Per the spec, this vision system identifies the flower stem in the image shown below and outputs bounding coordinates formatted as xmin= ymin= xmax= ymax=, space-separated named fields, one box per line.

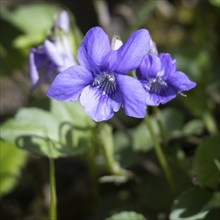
xmin=97 ymin=123 xmax=133 ymax=178
xmin=49 ymin=158 xmax=57 ymax=220
xmin=153 ymin=106 xmax=167 ymax=146
xmin=144 ymin=113 xmax=175 ymax=192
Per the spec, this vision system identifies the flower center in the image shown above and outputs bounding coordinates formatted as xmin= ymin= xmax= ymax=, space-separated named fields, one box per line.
xmin=92 ymin=73 xmax=117 ymax=95
xmin=146 ymin=77 xmax=167 ymax=95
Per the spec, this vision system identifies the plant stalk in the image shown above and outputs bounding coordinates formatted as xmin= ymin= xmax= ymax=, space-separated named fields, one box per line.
xmin=144 ymin=113 xmax=175 ymax=192
xmin=49 ymin=158 xmax=57 ymax=220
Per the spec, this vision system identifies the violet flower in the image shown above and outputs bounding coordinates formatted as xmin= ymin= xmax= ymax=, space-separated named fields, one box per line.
xmin=47 ymin=26 xmax=150 ymax=122
xmin=29 ymin=10 xmax=75 ymax=87
xmin=136 ymin=53 xmax=196 ymax=106
xmin=149 ymin=37 xmax=158 ymax=55
xmin=54 ymin=10 xmax=69 ymax=34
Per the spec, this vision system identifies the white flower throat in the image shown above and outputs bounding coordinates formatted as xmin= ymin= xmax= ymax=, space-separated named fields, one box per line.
xmin=92 ymin=73 xmax=117 ymax=95
xmin=146 ymin=76 xmax=167 ymax=95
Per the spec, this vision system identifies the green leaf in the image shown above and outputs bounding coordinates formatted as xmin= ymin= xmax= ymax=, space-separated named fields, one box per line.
xmin=113 ymin=117 xmax=156 ymax=154
xmin=0 ymin=4 xmax=82 ymax=50
xmin=131 ymin=114 xmax=164 ymax=152
xmin=205 ymin=192 xmax=220 ymax=210
xmin=114 ymin=131 xmax=139 ymax=168
xmin=0 ymin=4 xmax=82 ymax=75
xmin=209 ymin=0 xmax=220 ymax=7
xmin=160 ymin=107 xmax=184 ymax=137
xmin=105 ymin=211 xmax=147 ymax=220
xmin=193 ymin=134 xmax=220 ymax=189
xmin=0 ymin=141 xmax=27 ymax=196
xmin=1 ymin=107 xmax=61 ymax=157
xmin=172 ymin=47 xmax=211 ymax=86
xmin=0 ymin=101 xmax=95 ymax=158
xmin=205 ymin=192 xmax=220 ymax=219
xmin=202 ymin=111 xmax=218 ymax=135
xmin=131 ymin=121 xmax=155 ymax=152
xmin=1 ymin=4 xmax=55 ymax=41
xmin=51 ymin=100 xmax=94 ymax=128
xmin=169 ymin=187 xmax=212 ymax=220
xmin=214 ymin=159 xmax=220 ymax=172
xmin=182 ymin=119 xmax=205 ymax=136
xmin=117 ymin=108 xmax=184 ymax=153
xmin=0 ymin=3 xmax=55 ymax=75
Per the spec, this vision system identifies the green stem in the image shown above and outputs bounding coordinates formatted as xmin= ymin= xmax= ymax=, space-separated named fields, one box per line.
xmin=96 ymin=123 xmax=133 ymax=178
xmin=144 ymin=114 xmax=175 ymax=192
xmin=85 ymin=138 xmax=99 ymax=198
xmin=100 ymin=141 xmax=133 ymax=178
xmin=49 ymin=158 xmax=57 ymax=220
xmin=153 ymin=106 xmax=167 ymax=146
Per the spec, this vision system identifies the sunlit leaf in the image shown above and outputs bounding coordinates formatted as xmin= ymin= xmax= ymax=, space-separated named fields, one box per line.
xmin=105 ymin=211 xmax=147 ymax=220
xmin=51 ymin=100 xmax=94 ymax=128
xmin=0 ymin=4 xmax=82 ymax=75
xmin=0 ymin=4 xmax=55 ymax=38
xmin=209 ymin=0 xmax=220 ymax=7
xmin=99 ymin=175 xmax=128 ymax=184
xmin=0 ymin=4 xmax=55 ymax=75
xmin=0 ymin=141 xmax=27 ymax=196
xmin=0 ymin=101 xmax=95 ymax=158
xmin=170 ymin=187 xmax=212 ymax=220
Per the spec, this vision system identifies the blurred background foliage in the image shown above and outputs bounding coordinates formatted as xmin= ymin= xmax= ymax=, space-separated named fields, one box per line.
xmin=0 ymin=0 xmax=220 ymax=220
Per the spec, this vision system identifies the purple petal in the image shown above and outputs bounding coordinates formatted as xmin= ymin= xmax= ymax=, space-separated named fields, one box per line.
xmin=54 ymin=10 xmax=69 ymax=33
xmin=159 ymin=53 xmax=176 ymax=78
xmin=29 ymin=48 xmax=39 ymax=86
xmin=60 ymin=35 xmax=76 ymax=67
xmin=77 ymin=26 xmax=111 ymax=72
xmin=145 ymin=87 xmax=177 ymax=106
xmin=47 ymin=65 xmax=93 ymax=101
xmin=80 ymin=85 xmax=120 ymax=122
xmin=116 ymin=74 xmax=146 ymax=118
xmin=110 ymin=91 xmax=122 ymax=112
xmin=44 ymin=40 xmax=63 ymax=67
xmin=54 ymin=36 xmax=76 ymax=72
xmin=103 ymin=29 xmax=150 ymax=74
xmin=149 ymin=37 xmax=158 ymax=55
xmin=168 ymin=71 xmax=196 ymax=92
xmin=29 ymin=47 xmax=58 ymax=86
xmin=32 ymin=45 xmax=49 ymax=71
xmin=136 ymin=54 xmax=161 ymax=80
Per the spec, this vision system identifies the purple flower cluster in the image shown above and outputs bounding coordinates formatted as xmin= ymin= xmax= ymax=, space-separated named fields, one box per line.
xmin=136 ymin=53 xmax=196 ymax=106
xmin=29 ymin=11 xmax=76 ymax=87
xmin=47 ymin=27 xmax=150 ymax=121
xmin=29 ymin=11 xmax=196 ymax=122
